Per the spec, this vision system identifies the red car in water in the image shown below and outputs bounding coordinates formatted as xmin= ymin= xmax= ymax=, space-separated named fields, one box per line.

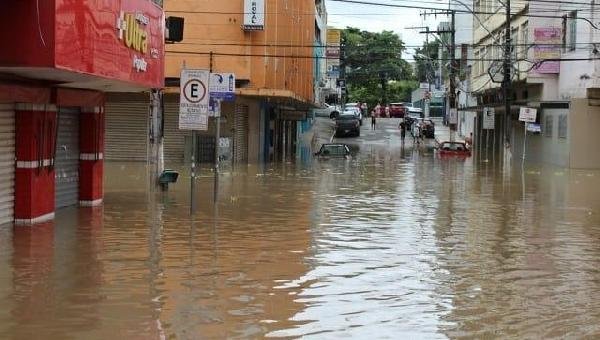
xmin=389 ymin=103 xmax=407 ymax=118
xmin=437 ymin=141 xmax=471 ymax=157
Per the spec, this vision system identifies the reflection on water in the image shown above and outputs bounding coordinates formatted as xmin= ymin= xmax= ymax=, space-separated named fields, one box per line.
xmin=1 ymin=145 xmax=600 ymax=339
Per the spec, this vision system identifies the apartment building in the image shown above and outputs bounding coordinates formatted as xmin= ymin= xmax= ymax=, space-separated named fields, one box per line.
xmin=469 ymin=0 xmax=600 ymax=168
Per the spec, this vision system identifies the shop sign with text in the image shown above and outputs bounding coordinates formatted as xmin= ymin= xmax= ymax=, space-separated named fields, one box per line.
xmin=243 ymin=0 xmax=265 ymax=30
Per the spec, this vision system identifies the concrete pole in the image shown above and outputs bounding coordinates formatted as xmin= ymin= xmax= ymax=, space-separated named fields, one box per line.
xmin=149 ymin=89 xmax=164 ymax=191
xmin=503 ymin=0 xmax=513 ymax=165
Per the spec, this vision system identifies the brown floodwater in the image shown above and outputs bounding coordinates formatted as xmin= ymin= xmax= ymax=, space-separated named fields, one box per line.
xmin=2 ymin=139 xmax=600 ymax=339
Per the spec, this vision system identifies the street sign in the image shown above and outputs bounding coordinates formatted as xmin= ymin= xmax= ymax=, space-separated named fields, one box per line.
xmin=419 ymin=82 xmax=430 ymax=90
xmin=179 ymin=69 xmax=209 ymax=130
xmin=449 ymin=108 xmax=458 ymax=125
xmin=519 ymin=107 xmax=537 ymax=122
xmin=209 ymin=97 xmax=221 ymax=117
xmin=527 ymin=123 xmax=541 ymax=133
xmin=483 ymin=107 xmax=495 ymax=130
xmin=209 ymin=72 xmax=235 ymax=101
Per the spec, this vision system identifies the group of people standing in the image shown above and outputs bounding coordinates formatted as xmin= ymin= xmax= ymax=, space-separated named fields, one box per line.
xmin=371 ymin=103 xmax=390 ymax=118
xmin=399 ymin=117 xmax=424 ymax=145
xmin=367 ymin=103 xmax=391 ymax=130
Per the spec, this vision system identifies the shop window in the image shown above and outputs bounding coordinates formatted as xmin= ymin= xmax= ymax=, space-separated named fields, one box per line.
xmin=544 ymin=115 xmax=554 ymax=138
xmin=558 ymin=114 xmax=568 ymax=139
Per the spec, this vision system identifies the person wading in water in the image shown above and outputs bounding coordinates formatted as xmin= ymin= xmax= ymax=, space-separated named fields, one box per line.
xmin=371 ymin=111 xmax=377 ymax=130
xmin=399 ymin=120 xmax=406 ymax=145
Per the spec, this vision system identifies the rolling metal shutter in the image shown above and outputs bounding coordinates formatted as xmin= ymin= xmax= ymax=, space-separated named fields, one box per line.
xmin=233 ymin=104 xmax=248 ymax=163
xmin=55 ymin=109 xmax=79 ymax=209
xmin=163 ymin=102 xmax=190 ymax=163
xmin=0 ymin=104 xmax=15 ymax=225
xmin=105 ymin=100 xmax=148 ymax=161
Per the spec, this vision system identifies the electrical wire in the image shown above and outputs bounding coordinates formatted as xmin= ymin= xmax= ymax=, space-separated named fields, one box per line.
xmin=165 ymin=49 xmax=600 ymax=63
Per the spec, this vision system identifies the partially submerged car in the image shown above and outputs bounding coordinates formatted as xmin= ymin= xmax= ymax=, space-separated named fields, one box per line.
xmin=437 ymin=141 xmax=471 ymax=157
xmin=315 ymin=143 xmax=351 ymax=158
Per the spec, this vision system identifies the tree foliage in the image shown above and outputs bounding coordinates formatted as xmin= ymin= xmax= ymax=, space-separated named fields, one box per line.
xmin=414 ymin=39 xmax=440 ymax=83
xmin=341 ymin=28 xmax=415 ymax=108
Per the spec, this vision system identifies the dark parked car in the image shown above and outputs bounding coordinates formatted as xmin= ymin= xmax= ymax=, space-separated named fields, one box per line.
xmin=315 ymin=143 xmax=351 ymax=158
xmin=335 ymin=113 xmax=361 ymax=137
xmin=416 ymin=118 xmax=435 ymax=138
xmin=389 ymin=103 xmax=407 ymax=118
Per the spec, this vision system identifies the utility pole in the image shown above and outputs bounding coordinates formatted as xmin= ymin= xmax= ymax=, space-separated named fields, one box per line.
xmin=502 ymin=0 xmax=512 ymax=155
xmin=449 ymin=10 xmax=457 ymax=142
xmin=406 ymin=25 xmax=433 ymax=117
xmin=149 ymin=89 xmax=164 ymax=190
xmin=425 ymin=27 xmax=431 ymax=119
xmin=418 ymin=10 xmax=456 ymax=136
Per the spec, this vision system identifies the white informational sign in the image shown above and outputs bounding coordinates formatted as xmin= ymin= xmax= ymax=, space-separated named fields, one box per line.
xmin=179 ymin=69 xmax=210 ymax=130
xmin=483 ymin=107 xmax=495 ymax=130
xmin=519 ymin=107 xmax=538 ymax=122
xmin=449 ymin=108 xmax=458 ymax=125
xmin=209 ymin=73 xmax=236 ymax=101
xmin=243 ymin=0 xmax=265 ymax=30
xmin=419 ymin=82 xmax=430 ymax=90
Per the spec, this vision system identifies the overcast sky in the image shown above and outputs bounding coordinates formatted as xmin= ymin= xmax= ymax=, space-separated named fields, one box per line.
xmin=325 ymin=0 xmax=448 ymax=61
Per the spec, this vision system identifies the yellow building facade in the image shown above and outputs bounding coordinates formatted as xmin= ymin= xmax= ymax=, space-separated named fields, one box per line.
xmin=164 ymin=0 xmax=317 ymax=163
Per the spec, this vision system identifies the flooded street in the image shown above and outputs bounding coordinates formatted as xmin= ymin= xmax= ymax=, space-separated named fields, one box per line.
xmin=2 ymin=119 xmax=600 ymax=339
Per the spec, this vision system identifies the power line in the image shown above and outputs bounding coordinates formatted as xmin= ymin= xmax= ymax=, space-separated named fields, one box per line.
xmin=329 ymin=0 xmax=600 ymax=29
xmin=166 ymin=50 xmax=600 ymax=63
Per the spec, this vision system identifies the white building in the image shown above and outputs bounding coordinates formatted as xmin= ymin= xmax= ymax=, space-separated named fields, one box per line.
xmin=469 ymin=0 xmax=600 ymax=168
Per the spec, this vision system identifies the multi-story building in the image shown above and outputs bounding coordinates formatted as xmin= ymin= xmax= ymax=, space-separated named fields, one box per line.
xmin=469 ymin=0 xmax=600 ymax=168
xmin=0 ymin=0 xmax=165 ymax=225
xmin=451 ymin=0 xmax=478 ymax=138
xmin=105 ymin=0 xmax=318 ymax=165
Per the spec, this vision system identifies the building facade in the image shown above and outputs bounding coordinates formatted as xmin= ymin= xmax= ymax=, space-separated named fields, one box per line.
xmin=106 ymin=0 xmax=318 ymax=166
xmin=469 ymin=0 xmax=600 ymax=168
xmin=0 ymin=0 xmax=165 ymax=225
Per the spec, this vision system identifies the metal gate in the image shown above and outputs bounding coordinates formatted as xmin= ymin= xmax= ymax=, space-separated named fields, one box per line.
xmin=55 ymin=109 xmax=79 ymax=209
xmin=105 ymin=100 xmax=147 ymax=161
xmin=0 ymin=104 xmax=15 ymax=224
xmin=233 ymin=104 xmax=248 ymax=163
xmin=164 ymin=101 xmax=191 ymax=163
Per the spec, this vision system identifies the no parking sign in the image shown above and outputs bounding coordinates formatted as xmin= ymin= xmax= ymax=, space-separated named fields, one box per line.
xmin=179 ymin=69 xmax=210 ymax=130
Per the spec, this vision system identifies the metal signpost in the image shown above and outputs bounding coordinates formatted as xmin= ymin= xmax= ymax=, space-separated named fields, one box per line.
xmin=519 ymin=107 xmax=538 ymax=162
xmin=209 ymin=72 xmax=236 ymax=202
xmin=179 ymin=68 xmax=210 ymax=214
xmin=483 ymin=107 xmax=495 ymax=162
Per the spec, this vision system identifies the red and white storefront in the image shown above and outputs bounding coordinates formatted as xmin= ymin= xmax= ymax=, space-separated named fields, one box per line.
xmin=0 ymin=0 xmax=164 ymax=225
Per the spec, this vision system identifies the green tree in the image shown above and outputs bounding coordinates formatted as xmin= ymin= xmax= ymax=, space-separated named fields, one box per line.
xmin=414 ymin=39 xmax=440 ymax=83
xmin=341 ymin=28 xmax=415 ymax=109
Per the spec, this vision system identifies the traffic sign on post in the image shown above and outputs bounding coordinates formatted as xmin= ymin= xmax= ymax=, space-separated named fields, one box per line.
xmin=179 ymin=69 xmax=210 ymax=130
xmin=519 ymin=107 xmax=537 ymax=122
xmin=209 ymin=73 xmax=236 ymax=101
xmin=483 ymin=107 xmax=495 ymax=130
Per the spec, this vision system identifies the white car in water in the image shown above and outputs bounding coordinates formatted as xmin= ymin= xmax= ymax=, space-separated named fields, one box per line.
xmin=314 ymin=103 xmax=341 ymax=119
xmin=344 ymin=103 xmax=363 ymax=125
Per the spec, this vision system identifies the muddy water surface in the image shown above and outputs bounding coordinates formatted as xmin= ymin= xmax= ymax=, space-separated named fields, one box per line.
xmin=1 ymin=142 xmax=600 ymax=339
